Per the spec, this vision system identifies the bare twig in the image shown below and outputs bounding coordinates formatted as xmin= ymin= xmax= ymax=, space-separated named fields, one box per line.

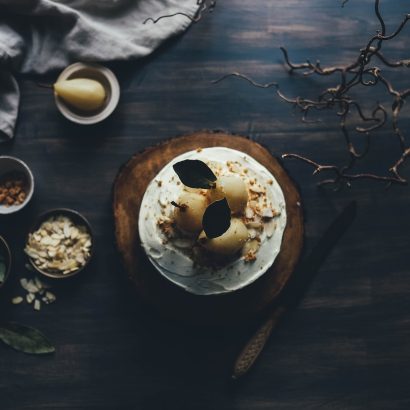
xmin=143 ymin=0 xmax=216 ymax=24
xmin=282 ymin=153 xmax=406 ymax=187
xmin=212 ymin=72 xmax=278 ymax=89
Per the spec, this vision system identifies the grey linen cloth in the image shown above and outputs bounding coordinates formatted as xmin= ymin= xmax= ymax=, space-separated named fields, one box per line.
xmin=0 ymin=0 xmax=200 ymax=140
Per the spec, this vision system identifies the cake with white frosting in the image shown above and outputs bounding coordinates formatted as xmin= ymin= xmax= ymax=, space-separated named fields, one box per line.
xmin=138 ymin=147 xmax=287 ymax=295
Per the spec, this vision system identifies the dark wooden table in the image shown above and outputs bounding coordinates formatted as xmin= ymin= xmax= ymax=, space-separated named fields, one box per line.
xmin=1 ymin=1 xmax=410 ymax=409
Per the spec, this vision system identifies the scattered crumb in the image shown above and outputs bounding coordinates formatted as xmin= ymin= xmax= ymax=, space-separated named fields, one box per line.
xmin=244 ymin=250 xmax=257 ymax=262
xmin=157 ymin=218 xmax=175 ymax=238
xmin=34 ymin=299 xmax=41 ymax=311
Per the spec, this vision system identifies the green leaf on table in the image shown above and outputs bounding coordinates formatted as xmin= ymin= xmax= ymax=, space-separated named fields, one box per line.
xmin=0 ymin=322 xmax=55 ymax=354
xmin=202 ymin=198 xmax=231 ymax=239
xmin=173 ymin=160 xmax=217 ymax=189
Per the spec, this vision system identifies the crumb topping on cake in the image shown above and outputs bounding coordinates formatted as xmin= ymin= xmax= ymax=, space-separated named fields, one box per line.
xmin=138 ymin=147 xmax=287 ymax=295
xmin=156 ymin=157 xmax=280 ymax=265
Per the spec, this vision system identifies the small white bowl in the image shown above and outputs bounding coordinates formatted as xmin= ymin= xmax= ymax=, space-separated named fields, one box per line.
xmin=0 ymin=156 xmax=34 ymax=214
xmin=54 ymin=62 xmax=120 ymax=125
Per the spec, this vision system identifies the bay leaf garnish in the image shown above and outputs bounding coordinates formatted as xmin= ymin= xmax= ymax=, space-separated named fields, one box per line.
xmin=0 ymin=322 xmax=55 ymax=354
xmin=173 ymin=160 xmax=217 ymax=189
xmin=202 ymin=198 xmax=231 ymax=239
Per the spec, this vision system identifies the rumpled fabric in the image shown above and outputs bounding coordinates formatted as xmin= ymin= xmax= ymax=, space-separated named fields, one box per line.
xmin=0 ymin=0 xmax=200 ymax=139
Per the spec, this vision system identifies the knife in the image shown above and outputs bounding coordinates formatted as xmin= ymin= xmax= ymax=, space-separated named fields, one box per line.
xmin=232 ymin=201 xmax=357 ymax=379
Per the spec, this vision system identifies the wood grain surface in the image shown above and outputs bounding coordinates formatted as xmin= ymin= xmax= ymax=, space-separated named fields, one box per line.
xmin=0 ymin=1 xmax=410 ymax=409
xmin=113 ymin=131 xmax=303 ymax=324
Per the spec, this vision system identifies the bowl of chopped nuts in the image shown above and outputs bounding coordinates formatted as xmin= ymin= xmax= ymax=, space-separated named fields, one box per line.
xmin=0 ymin=156 xmax=34 ymax=214
xmin=0 ymin=235 xmax=11 ymax=289
xmin=25 ymin=209 xmax=94 ymax=279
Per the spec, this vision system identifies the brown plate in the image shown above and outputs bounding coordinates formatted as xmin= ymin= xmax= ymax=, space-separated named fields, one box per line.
xmin=113 ymin=130 xmax=304 ymax=324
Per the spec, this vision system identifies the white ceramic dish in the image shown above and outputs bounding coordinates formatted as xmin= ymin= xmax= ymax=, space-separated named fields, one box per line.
xmin=0 ymin=156 xmax=34 ymax=214
xmin=138 ymin=147 xmax=287 ymax=296
xmin=54 ymin=62 xmax=120 ymax=125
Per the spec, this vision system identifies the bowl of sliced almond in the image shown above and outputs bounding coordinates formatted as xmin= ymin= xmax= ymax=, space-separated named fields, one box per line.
xmin=24 ymin=209 xmax=94 ymax=279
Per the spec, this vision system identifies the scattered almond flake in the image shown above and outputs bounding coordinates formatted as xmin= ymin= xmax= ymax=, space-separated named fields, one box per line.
xmin=249 ymin=191 xmax=260 ymax=201
xmin=25 ymin=280 xmax=39 ymax=294
xmin=157 ymin=218 xmax=175 ymax=239
xmin=158 ymin=192 xmax=168 ymax=208
xmin=229 ymin=163 xmax=242 ymax=174
xmin=249 ymin=184 xmax=265 ymax=194
xmin=248 ymin=229 xmax=259 ymax=239
xmin=34 ymin=276 xmax=43 ymax=290
xmin=26 ymin=293 xmax=35 ymax=304
xmin=45 ymin=291 xmax=56 ymax=303
xmin=246 ymin=221 xmax=263 ymax=230
xmin=20 ymin=278 xmax=28 ymax=290
xmin=265 ymin=220 xmax=276 ymax=238
xmin=70 ymin=227 xmax=79 ymax=240
xmin=63 ymin=223 xmax=70 ymax=238
xmin=40 ymin=236 xmax=51 ymax=246
xmin=34 ymin=299 xmax=41 ymax=311
xmin=245 ymin=208 xmax=254 ymax=219
xmin=48 ymin=250 xmax=56 ymax=258
xmin=243 ymin=250 xmax=257 ymax=262
xmin=241 ymin=239 xmax=261 ymax=260
xmin=249 ymin=200 xmax=258 ymax=209
xmin=262 ymin=208 xmax=280 ymax=219
xmin=11 ymin=296 xmax=23 ymax=305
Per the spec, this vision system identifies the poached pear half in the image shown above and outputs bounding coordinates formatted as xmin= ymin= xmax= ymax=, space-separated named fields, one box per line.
xmin=54 ymin=78 xmax=106 ymax=111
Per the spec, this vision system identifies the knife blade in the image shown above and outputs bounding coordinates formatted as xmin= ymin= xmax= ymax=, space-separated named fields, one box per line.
xmin=232 ymin=201 xmax=357 ymax=380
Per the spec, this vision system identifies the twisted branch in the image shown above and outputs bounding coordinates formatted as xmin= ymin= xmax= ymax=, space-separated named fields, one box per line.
xmin=213 ymin=0 xmax=410 ymax=188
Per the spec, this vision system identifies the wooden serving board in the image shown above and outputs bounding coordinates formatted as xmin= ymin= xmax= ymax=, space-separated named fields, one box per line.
xmin=113 ymin=131 xmax=303 ymax=324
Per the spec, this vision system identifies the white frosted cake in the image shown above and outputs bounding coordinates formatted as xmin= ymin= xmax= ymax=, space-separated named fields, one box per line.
xmin=138 ymin=147 xmax=287 ymax=295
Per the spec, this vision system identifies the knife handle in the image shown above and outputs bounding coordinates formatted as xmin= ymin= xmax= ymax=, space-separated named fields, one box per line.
xmin=232 ymin=306 xmax=286 ymax=379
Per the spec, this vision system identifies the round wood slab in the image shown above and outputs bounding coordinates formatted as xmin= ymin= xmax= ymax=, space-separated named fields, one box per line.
xmin=113 ymin=131 xmax=303 ymax=324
